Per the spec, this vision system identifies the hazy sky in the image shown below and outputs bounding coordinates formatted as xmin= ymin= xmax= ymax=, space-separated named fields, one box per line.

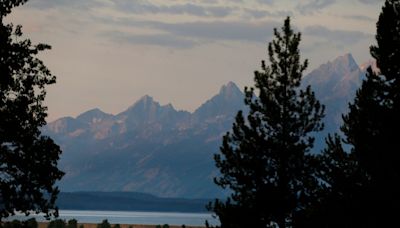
xmin=6 ymin=0 xmax=383 ymax=121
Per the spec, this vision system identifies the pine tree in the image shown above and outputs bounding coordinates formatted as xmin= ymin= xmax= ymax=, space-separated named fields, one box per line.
xmin=339 ymin=0 xmax=400 ymax=225
xmin=67 ymin=219 xmax=78 ymax=228
xmin=97 ymin=220 xmax=111 ymax=228
xmin=312 ymin=0 xmax=400 ymax=226
xmin=208 ymin=17 xmax=324 ymax=228
xmin=342 ymin=0 xmax=400 ymax=186
xmin=0 ymin=0 xmax=64 ymax=219
xmin=299 ymin=134 xmax=368 ymax=227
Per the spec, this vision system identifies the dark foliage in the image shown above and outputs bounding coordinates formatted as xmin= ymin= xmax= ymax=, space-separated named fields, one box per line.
xmin=24 ymin=218 xmax=38 ymax=228
xmin=296 ymin=135 xmax=370 ymax=227
xmin=48 ymin=220 xmax=66 ymax=228
xmin=0 ymin=0 xmax=28 ymax=18
xmin=308 ymin=0 xmax=400 ymax=227
xmin=155 ymin=225 xmax=169 ymax=228
xmin=342 ymin=0 xmax=400 ymax=225
xmin=0 ymin=0 xmax=63 ymax=220
xmin=345 ymin=0 xmax=400 ymax=186
xmin=48 ymin=220 xmax=80 ymax=228
xmin=345 ymin=0 xmax=400 ymax=225
xmin=207 ymin=17 xmax=324 ymax=228
xmin=67 ymin=219 xmax=78 ymax=228
xmin=97 ymin=220 xmax=111 ymax=228
xmin=1 ymin=218 xmax=37 ymax=228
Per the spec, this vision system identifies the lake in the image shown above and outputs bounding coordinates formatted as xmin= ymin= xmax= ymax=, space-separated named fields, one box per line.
xmin=8 ymin=210 xmax=219 ymax=227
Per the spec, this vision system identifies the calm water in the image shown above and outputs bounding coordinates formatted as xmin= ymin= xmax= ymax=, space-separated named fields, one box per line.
xmin=8 ymin=210 xmax=219 ymax=227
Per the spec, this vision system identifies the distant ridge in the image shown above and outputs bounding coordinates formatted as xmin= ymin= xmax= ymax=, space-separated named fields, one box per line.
xmin=76 ymin=108 xmax=112 ymax=122
xmin=57 ymin=192 xmax=210 ymax=212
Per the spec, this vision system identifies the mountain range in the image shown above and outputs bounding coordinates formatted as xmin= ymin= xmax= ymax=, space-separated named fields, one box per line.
xmin=43 ymin=53 xmax=371 ymax=198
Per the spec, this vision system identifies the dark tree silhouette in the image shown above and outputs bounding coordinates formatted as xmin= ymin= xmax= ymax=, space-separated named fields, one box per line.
xmin=67 ymin=219 xmax=78 ymax=228
xmin=297 ymin=135 xmax=368 ymax=227
xmin=340 ymin=0 xmax=400 ymax=225
xmin=48 ymin=219 xmax=66 ymax=228
xmin=2 ymin=218 xmax=38 ymax=228
xmin=207 ymin=17 xmax=324 ymax=228
xmin=307 ymin=0 xmax=400 ymax=227
xmin=97 ymin=220 xmax=111 ymax=228
xmin=0 ymin=0 xmax=64 ymax=219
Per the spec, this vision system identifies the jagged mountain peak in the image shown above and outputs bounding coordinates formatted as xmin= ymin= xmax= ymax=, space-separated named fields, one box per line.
xmin=304 ymin=53 xmax=361 ymax=83
xmin=162 ymin=103 xmax=175 ymax=110
xmin=221 ymin=81 xmax=240 ymax=91
xmin=337 ymin=53 xmax=357 ymax=66
xmin=219 ymin=81 xmax=242 ymax=99
xmin=114 ymin=94 xmax=190 ymax=130
xmin=139 ymin=94 xmax=153 ymax=102
xmin=124 ymin=96 xmax=185 ymax=116
xmin=76 ymin=108 xmax=112 ymax=123
xmin=330 ymin=53 xmax=360 ymax=73
xmin=123 ymin=95 xmax=161 ymax=114
xmin=193 ymin=81 xmax=244 ymax=121
xmin=133 ymin=95 xmax=156 ymax=106
xmin=302 ymin=53 xmax=363 ymax=105
xmin=306 ymin=53 xmax=359 ymax=79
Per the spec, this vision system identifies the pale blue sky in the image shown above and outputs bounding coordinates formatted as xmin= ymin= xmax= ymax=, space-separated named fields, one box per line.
xmin=7 ymin=0 xmax=382 ymax=121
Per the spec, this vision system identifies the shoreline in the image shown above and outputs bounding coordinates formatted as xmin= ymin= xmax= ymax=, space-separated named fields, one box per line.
xmin=5 ymin=210 xmax=216 ymax=227
xmin=37 ymin=222 xmax=205 ymax=228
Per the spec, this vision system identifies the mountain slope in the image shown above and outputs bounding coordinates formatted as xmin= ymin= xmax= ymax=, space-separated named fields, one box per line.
xmin=193 ymin=81 xmax=243 ymax=122
xmin=44 ymin=82 xmax=243 ymax=198
xmin=302 ymin=53 xmax=365 ymax=151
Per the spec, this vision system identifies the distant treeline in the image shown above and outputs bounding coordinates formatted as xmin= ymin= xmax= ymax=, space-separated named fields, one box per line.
xmin=1 ymin=218 xmax=80 ymax=228
xmin=57 ymin=192 xmax=210 ymax=213
xmin=0 ymin=218 xmax=185 ymax=228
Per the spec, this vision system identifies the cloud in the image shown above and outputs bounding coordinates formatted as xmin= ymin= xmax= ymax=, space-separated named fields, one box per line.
xmin=104 ymin=31 xmax=197 ymax=49
xmin=304 ymin=25 xmax=372 ymax=46
xmin=257 ymin=0 xmax=275 ymax=4
xmin=225 ymin=0 xmax=244 ymax=3
xmin=157 ymin=21 xmax=276 ymax=42
xmin=25 ymin=0 xmax=103 ymax=10
xmin=25 ymin=0 xmax=289 ymax=20
xmin=297 ymin=0 xmax=336 ymax=15
xmin=26 ymin=0 xmax=234 ymax=18
xmin=112 ymin=1 xmax=234 ymax=18
xmin=358 ymin=0 xmax=383 ymax=4
xmin=342 ymin=14 xmax=376 ymax=22
xmin=143 ymin=20 xmax=279 ymax=43
xmin=203 ymin=0 xmax=220 ymax=3
xmin=243 ymin=9 xmax=292 ymax=19
xmin=23 ymin=0 xmax=371 ymax=51
xmin=100 ymin=19 xmax=281 ymax=48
